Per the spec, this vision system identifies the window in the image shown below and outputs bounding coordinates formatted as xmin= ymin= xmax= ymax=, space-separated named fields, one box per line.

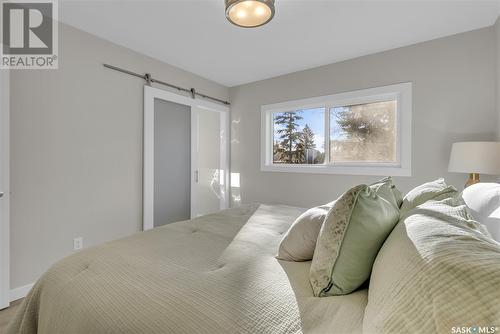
xmin=273 ymin=107 xmax=325 ymax=165
xmin=261 ymin=83 xmax=412 ymax=176
xmin=330 ymin=100 xmax=397 ymax=163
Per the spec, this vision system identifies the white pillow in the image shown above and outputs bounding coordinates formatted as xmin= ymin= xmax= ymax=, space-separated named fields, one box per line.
xmin=276 ymin=202 xmax=334 ymax=262
xmin=462 ymin=182 xmax=500 ymax=241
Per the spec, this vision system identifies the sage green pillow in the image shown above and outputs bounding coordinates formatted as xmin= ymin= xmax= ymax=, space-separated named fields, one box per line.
xmin=400 ymin=178 xmax=457 ymax=215
xmin=309 ymin=177 xmax=401 ymax=297
xmin=370 ymin=176 xmax=403 ymax=208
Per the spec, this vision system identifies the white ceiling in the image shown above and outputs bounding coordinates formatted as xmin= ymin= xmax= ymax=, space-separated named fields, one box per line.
xmin=59 ymin=0 xmax=500 ymax=87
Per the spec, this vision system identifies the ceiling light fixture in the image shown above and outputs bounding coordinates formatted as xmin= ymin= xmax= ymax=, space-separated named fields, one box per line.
xmin=225 ymin=0 xmax=275 ymax=28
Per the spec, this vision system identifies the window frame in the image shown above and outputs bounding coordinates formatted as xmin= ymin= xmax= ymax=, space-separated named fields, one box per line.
xmin=261 ymin=82 xmax=412 ymax=176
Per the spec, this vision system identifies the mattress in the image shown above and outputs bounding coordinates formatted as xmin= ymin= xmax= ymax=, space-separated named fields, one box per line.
xmin=6 ymin=204 xmax=367 ymax=334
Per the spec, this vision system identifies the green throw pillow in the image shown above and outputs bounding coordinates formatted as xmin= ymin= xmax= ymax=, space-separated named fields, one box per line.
xmin=309 ymin=177 xmax=401 ymax=297
xmin=400 ymin=178 xmax=457 ymax=215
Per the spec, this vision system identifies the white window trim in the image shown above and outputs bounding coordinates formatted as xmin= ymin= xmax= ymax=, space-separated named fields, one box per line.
xmin=261 ymin=82 xmax=412 ymax=176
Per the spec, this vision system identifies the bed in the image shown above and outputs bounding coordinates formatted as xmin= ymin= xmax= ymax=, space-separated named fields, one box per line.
xmin=6 ymin=204 xmax=367 ymax=334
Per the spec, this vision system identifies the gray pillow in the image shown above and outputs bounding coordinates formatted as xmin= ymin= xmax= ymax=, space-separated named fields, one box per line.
xmin=276 ymin=201 xmax=335 ymax=262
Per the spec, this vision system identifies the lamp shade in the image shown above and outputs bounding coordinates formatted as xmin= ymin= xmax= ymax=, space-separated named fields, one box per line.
xmin=448 ymin=142 xmax=500 ymax=175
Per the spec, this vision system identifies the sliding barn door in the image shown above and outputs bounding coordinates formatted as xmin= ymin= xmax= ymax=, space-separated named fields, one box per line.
xmin=191 ymin=107 xmax=227 ymax=218
xmin=143 ymin=86 xmax=229 ymax=230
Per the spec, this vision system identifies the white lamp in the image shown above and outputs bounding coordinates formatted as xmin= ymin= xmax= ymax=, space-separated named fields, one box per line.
xmin=448 ymin=142 xmax=500 ymax=188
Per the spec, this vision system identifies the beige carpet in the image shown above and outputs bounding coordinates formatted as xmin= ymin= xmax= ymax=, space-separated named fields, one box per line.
xmin=0 ymin=299 xmax=23 ymax=333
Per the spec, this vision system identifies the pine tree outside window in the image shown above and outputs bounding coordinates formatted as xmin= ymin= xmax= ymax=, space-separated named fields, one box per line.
xmin=272 ymin=108 xmax=325 ymax=165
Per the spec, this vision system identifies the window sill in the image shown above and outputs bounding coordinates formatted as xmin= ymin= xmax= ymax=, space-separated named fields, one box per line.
xmin=261 ymin=164 xmax=411 ymax=176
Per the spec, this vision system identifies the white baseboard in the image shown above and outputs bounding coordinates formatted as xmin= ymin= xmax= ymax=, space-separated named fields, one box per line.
xmin=9 ymin=283 xmax=34 ymax=302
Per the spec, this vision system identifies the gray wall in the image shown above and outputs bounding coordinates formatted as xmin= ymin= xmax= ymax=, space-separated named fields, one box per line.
xmin=10 ymin=23 xmax=228 ymax=288
xmin=154 ymin=99 xmax=191 ymax=227
xmin=229 ymin=27 xmax=498 ymax=208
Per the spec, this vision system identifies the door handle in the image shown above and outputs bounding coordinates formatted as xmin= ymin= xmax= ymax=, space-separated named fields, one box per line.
xmin=194 ymin=171 xmax=199 ymax=183
xmin=0 ymin=192 xmax=4 ymax=198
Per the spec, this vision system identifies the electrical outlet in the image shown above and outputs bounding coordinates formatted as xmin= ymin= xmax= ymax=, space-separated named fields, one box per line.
xmin=73 ymin=237 xmax=83 ymax=250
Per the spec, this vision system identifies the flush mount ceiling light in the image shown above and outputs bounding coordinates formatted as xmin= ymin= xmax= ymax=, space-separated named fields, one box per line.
xmin=225 ymin=0 xmax=275 ymax=28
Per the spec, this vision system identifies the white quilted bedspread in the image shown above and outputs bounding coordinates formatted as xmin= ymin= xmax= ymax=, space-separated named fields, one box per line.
xmin=7 ymin=204 xmax=367 ymax=334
